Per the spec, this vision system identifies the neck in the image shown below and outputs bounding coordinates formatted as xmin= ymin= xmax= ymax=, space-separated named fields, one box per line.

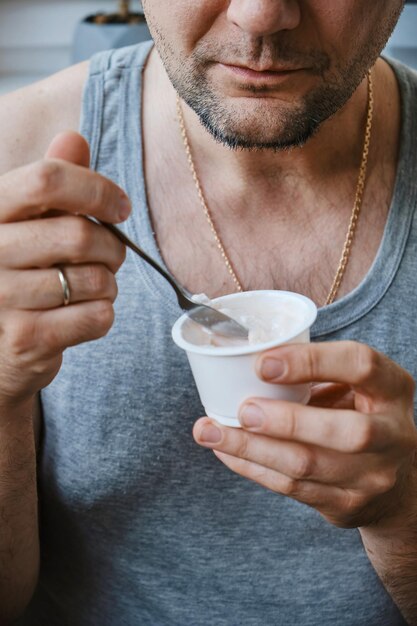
xmin=182 ymin=76 xmax=369 ymax=184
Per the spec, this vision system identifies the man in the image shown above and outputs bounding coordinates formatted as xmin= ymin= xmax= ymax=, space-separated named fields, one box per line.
xmin=0 ymin=0 xmax=416 ymax=624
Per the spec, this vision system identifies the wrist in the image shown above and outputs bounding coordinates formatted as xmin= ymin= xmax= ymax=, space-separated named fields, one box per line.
xmin=0 ymin=395 xmax=36 ymax=430
xmin=360 ymin=464 xmax=417 ymax=544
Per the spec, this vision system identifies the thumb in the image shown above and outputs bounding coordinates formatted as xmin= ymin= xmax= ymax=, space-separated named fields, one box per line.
xmin=45 ymin=130 xmax=90 ymax=168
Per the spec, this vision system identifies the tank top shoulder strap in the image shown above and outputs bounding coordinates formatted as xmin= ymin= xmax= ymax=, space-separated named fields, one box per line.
xmin=78 ymin=39 xmax=164 ymax=281
xmin=80 ymin=41 xmax=153 ymax=171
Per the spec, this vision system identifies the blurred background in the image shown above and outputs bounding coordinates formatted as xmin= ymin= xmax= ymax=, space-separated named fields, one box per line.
xmin=0 ymin=0 xmax=150 ymax=94
xmin=0 ymin=0 xmax=416 ymax=96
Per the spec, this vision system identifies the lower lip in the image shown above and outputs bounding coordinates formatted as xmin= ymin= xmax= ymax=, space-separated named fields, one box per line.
xmin=219 ymin=63 xmax=302 ymax=84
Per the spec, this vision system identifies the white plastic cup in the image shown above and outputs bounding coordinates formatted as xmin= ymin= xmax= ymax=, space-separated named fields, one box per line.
xmin=172 ymin=290 xmax=317 ymax=428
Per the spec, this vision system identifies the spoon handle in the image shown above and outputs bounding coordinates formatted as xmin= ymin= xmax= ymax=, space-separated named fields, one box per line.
xmin=96 ymin=220 xmax=192 ymax=309
xmin=93 ymin=219 xmax=249 ymax=339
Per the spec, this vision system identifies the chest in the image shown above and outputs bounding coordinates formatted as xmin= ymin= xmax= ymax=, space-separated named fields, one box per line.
xmin=147 ymin=182 xmax=390 ymax=306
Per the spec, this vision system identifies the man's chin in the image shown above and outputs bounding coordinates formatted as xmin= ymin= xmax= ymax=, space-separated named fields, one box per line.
xmin=197 ymin=114 xmax=318 ymax=151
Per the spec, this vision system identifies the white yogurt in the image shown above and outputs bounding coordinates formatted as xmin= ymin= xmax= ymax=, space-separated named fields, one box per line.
xmin=190 ymin=292 xmax=308 ymax=347
xmin=191 ymin=293 xmax=212 ymax=306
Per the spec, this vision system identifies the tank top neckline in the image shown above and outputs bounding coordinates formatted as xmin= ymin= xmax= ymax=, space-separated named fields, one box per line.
xmin=106 ymin=43 xmax=416 ymax=339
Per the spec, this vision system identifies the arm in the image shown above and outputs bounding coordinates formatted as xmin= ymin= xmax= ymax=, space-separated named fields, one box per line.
xmin=0 ymin=398 xmax=39 ymax=624
xmin=0 ymin=142 xmax=130 ymax=619
xmin=193 ymin=341 xmax=417 ymax=624
xmin=0 ymin=69 xmax=130 ymax=617
xmin=359 ymin=469 xmax=417 ymax=626
xmin=0 ymin=68 xmax=86 ymax=621
xmin=0 ymin=393 xmax=43 ymax=623
xmin=0 ymin=61 xmax=88 ymax=174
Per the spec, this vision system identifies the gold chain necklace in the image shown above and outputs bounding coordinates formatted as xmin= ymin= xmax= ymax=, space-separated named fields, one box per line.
xmin=176 ymin=70 xmax=374 ymax=305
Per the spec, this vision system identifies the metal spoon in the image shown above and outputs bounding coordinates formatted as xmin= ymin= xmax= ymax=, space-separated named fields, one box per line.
xmin=96 ymin=220 xmax=249 ymax=339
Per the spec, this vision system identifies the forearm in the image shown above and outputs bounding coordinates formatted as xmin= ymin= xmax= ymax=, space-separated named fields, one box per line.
xmin=0 ymin=398 xmax=39 ymax=623
xmin=360 ymin=467 xmax=417 ymax=626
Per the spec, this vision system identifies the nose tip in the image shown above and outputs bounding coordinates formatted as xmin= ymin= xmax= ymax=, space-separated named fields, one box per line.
xmin=227 ymin=0 xmax=301 ymax=37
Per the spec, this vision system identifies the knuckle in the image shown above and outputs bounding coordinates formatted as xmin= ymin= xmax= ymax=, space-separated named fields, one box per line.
xmin=250 ymin=464 xmax=269 ymax=482
xmin=303 ymin=344 xmax=318 ymax=378
xmin=41 ymin=324 xmax=61 ymax=353
xmin=404 ymin=431 xmax=417 ymax=455
xmin=354 ymin=343 xmax=379 ymax=384
xmin=280 ymin=477 xmax=300 ymax=497
xmin=235 ymin=432 xmax=251 ymax=460
xmin=342 ymin=490 xmax=368 ymax=517
xmin=67 ymin=218 xmax=94 ymax=261
xmin=94 ymin=300 xmax=115 ymax=334
xmin=28 ymin=160 xmax=62 ymax=202
xmin=348 ymin=415 xmax=375 ymax=453
xmin=5 ymin=315 xmax=34 ymax=356
xmin=282 ymin=404 xmax=297 ymax=440
xmin=88 ymin=178 xmax=113 ymax=214
xmin=31 ymin=354 xmax=62 ymax=379
xmin=402 ymin=371 xmax=416 ymax=400
xmin=82 ymin=265 xmax=112 ymax=298
xmin=291 ymin=451 xmax=315 ymax=480
xmin=368 ymin=469 xmax=397 ymax=496
xmin=115 ymin=242 xmax=127 ymax=270
xmin=111 ymin=277 xmax=119 ymax=301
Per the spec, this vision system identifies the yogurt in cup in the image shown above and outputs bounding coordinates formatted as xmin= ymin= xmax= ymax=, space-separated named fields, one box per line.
xmin=172 ymin=290 xmax=317 ymax=428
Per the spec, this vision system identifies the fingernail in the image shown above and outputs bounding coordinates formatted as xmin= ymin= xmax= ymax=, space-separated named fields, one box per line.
xmin=239 ymin=404 xmax=264 ymax=429
xmin=119 ymin=194 xmax=131 ymax=220
xmin=199 ymin=424 xmax=222 ymax=444
xmin=261 ymin=358 xmax=286 ymax=381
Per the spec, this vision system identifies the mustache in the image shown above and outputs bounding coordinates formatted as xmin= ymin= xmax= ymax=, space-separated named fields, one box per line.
xmin=193 ymin=39 xmax=331 ymax=75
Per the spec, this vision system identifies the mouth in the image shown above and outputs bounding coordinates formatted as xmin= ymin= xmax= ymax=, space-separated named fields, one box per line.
xmin=218 ymin=62 xmax=306 ymax=84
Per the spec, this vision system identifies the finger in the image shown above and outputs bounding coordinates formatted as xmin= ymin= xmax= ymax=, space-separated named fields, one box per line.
xmin=256 ymin=341 xmax=415 ymax=403
xmin=0 ymin=159 xmax=131 ymax=224
xmin=40 ymin=131 xmax=89 ymax=220
xmin=194 ymin=418 xmax=399 ymax=494
xmin=45 ymin=130 xmax=90 ymax=167
xmin=5 ymin=300 xmax=116 ymax=358
xmin=0 ymin=216 xmax=126 ymax=274
xmin=212 ymin=450 xmax=368 ymax=527
xmin=39 ymin=300 xmax=115 ymax=352
xmin=236 ymin=398 xmax=392 ymax=453
xmin=195 ymin=416 xmax=388 ymax=485
xmin=195 ymin=401 xmax=388 ymax=456
xmin=0 ymin=265 xmax=118 ymax=310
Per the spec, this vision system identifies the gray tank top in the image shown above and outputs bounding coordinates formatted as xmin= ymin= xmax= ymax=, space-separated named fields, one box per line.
xmin=19 ymin=42 xmax=417 ymax=625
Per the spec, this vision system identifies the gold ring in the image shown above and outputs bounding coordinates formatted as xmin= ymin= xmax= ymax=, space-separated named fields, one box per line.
xmin=57 ymin=268 xmax=71 ymax=306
